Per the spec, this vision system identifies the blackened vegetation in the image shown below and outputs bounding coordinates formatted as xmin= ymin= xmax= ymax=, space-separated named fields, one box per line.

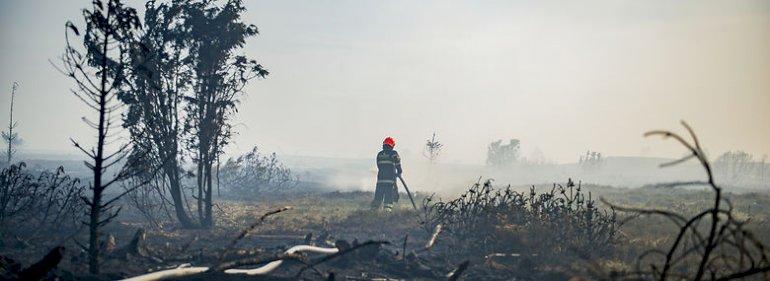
xmin=0 ymin=163 xmax=84 ymax=234
xmin=604 ymin=122 xmax=770 ymax=280
xmin=1 ymin=246 xmax=65 ymax=281
xmin=0 ymin=164 xmax=82 ymax=280
xmin=421 ymin=178 xmax=618 ymax=278
xmin=0 ymin=0 xmax=766 ymax=279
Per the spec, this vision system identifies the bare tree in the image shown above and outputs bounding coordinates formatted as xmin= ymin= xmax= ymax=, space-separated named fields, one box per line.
xmin=2 ymin=82 xmax=20 ymax=164
xmin=423 ymin=132 xmax=443 ymax=164
xmin=54 ymin=0 xmax=141 ymax=273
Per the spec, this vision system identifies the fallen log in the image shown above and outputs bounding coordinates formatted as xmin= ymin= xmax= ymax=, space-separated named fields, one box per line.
xmin=119 ymin=244 xmax=340 ymax=281
xmin=212 ymin=253 xmax=303 ymax=272
xmin=120 ymin=264 xmax=209 ymax=281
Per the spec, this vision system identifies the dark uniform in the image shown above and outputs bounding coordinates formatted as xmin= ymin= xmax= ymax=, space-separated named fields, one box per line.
xmin=371 ymin=144 xmax=402 ymax=210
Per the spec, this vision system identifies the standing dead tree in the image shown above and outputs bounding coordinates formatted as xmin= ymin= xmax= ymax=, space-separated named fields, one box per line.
xmin=54 ymin=0 xmax=142 ymax=274
xmin=423 ymin=132 xmax=443 ymax=164
xmin=2 ymin=82 xmax=20 ymax=164
xmin=603 ymin=121 xmax=770 ymax=281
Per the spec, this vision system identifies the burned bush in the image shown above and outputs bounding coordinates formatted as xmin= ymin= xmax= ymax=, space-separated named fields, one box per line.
xmin=0 ymin=162 xmax=85 ymax=233
xmin=422 ymin=178 xmax=618 ymax=263
xmin=218 ymin=146 xmax=297 ymax=197
xmin=606 ymin=122 xmax=770 ymax=281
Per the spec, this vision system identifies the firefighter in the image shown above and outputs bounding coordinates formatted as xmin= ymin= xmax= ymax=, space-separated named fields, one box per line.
xmin=371 ymin=137 xmax=402 ymax=211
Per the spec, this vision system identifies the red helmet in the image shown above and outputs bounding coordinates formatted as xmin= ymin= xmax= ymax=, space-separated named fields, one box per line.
xmin=383 ymin=137 xmax=395 ymax=148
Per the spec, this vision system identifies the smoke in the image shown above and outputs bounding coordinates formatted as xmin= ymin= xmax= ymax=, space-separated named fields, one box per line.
xmin=284 ymin=154 xmax=770 ymax=195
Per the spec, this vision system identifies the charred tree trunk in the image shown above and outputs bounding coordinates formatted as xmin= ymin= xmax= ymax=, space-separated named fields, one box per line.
xmin=87 ymin=10 xmax=111 ymax=273
xmin=59 ymin=0 xmax=141 ymax=274
xmin=196 ymin=145 xmax=205 ymax=224
xmin=204 ymin=158 xmax=213 ymax=227
xmin=164 ymin=158 xmax=195 ymax=227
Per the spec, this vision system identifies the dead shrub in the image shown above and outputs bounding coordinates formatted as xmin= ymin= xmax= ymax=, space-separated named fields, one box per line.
xmin=0 ymin=162 xmax=85 ymax=234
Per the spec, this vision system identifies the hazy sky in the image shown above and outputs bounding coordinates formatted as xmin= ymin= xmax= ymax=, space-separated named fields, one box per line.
xmin=0 ymin=0 xmax=768 ymax=164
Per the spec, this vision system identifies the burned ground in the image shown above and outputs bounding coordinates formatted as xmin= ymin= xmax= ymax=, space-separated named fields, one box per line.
xmin=1 ymin=181 xmax=769 ymax=280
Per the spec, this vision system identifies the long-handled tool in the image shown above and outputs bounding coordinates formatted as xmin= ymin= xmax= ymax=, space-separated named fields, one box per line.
xmin=398 ymin=175 xmax=419 ymax=212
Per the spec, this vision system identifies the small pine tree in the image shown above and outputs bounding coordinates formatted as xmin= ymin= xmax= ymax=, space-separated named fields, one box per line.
xmin=423 ymin=132 xmax=443 ymax=164
xmin=1 ymin=82 xmax=20 ymax=164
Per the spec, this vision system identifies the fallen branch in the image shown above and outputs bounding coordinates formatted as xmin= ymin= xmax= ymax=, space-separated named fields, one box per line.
xmin=120 ymin=244 xmax=342 ymax=281
xmin=227 ymin=244 xmax=340 ymax=275
xmin=295 ymin=240 xmax=390 ymax=277
xmin=120 ymin=264 xmax=208 ymax=281
xmin=211 ymin=252 xmax=303 ymax=272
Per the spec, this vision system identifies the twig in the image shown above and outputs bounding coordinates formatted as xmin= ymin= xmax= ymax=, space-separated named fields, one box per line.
xmin=217 ymin=206 xmax=291 ymax=263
